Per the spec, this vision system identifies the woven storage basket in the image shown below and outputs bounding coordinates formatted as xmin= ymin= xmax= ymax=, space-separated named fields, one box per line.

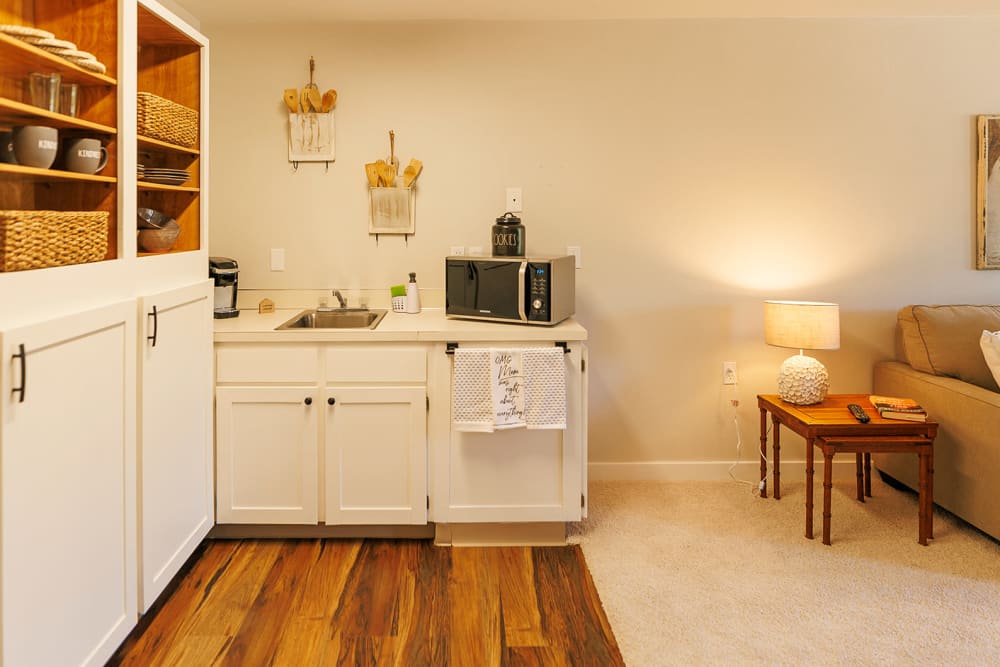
xmin=137 ymin=92 xmax=198 ymax=148
xmin=0 ymin=210 xmax=109 ymax=272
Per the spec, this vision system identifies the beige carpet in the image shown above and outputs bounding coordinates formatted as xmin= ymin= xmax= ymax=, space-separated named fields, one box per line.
xmin=576 ymin=477 xmax=1000 ymax=666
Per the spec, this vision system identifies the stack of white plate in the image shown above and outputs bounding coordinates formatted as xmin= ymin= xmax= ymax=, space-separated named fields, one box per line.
xmin=141 ymin=167 xmax=189 ymax=186
xmin=137 ymin=163 xmax=145 ymax=179
xmin=0 ymin=24 xmax=108 ymax=75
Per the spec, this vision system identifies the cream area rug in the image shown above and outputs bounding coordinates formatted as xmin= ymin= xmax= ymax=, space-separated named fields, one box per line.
xmin=576 ymin=478 xmax=1000 ymax=666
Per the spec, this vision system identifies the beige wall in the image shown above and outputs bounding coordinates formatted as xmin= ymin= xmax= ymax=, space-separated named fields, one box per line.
xmin=203 ymin=18 xmax=1000 ymax=474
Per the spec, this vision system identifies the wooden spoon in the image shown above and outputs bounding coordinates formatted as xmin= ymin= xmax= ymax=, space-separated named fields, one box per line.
xmin=283 ymin=88 xmax=299 ymax=113
xmin=403 ymin=158 xmax=423 ymax=187
xmin=321 ymin=89 xmax=337 ymax=112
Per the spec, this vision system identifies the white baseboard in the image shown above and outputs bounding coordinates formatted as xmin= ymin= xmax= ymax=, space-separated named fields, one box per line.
xmin=588 ymin=459 xmax=862 ymax=482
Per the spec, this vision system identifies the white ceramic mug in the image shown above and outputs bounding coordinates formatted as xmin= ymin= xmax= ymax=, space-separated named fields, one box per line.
xmin=62 ymin=137 xmax=108 ymax=174
xmin=12 ymin=125 xmax=58 ymax=169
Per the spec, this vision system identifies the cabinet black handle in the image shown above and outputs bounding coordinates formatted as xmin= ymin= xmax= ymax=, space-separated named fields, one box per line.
xmin=328 ymin=397 xmax=336 ymax=405
xmin=304 ymin=397 xmax=313 ymax=405
xmin=147 ymin=305 xmax=158 ymax=347
xmin=12 ymin=343 xmax=26 ymax=403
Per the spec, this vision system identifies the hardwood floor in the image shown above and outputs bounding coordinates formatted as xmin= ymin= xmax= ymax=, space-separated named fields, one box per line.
xmin=109 ymin=539 xmax=624 ymax=666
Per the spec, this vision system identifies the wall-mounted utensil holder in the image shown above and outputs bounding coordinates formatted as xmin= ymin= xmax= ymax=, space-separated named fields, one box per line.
xmin=288 ymin=111 xmax=335 ymax=163
xmin=369 ymin=185 xmax=415 ymax=236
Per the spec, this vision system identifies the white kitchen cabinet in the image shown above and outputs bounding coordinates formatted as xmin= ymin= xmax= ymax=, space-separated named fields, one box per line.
xmin=214 ymin=343 xmax=428 ymax=526
xmin=215 ymin=386 xmax=320 ymax=524
xmin=324 ymin=386 xmax=427 ymax=525
xmin=429 ymin=342 xmax=589 ymax=524
xmin=0 ymin=300 xmax=137 ymax=667
xmin=137 ymin=280 xmax=214 ymax=611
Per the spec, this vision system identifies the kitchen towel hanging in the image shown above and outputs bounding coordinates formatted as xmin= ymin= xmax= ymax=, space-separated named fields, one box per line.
xmin=451 ymin=347 xmax=566 ymax=432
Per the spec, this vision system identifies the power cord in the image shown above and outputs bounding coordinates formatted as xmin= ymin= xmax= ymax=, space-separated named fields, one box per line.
xmin=726 ymin=390 xmax=772 ymax=497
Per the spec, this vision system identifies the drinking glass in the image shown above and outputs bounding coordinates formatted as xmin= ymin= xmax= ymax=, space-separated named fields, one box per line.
xmin=59 ymin=83 xmax=79 ymax=117
xmin=27 ymin=72 xmax=61 ymax=112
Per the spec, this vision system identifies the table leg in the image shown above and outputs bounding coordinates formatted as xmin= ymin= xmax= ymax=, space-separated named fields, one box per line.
xmin=772 ymin=415 xmax=782 ymax=500
xmin=928 ymin=445 xmax=934 ymax=540
xmin=805 ymin=436 xmax=814 ymax=539
xmin=759 ymin=407 xmax=768 ymax=499
xmin=823 ymin=447 xmax=834 ymax=546
xmin=918 ymin=450 xmax=929 ymax=546
xmin=855 ymin=454 xmax=864 ymax=502
xmin=864 ymin=452 xmax=872 ymax=497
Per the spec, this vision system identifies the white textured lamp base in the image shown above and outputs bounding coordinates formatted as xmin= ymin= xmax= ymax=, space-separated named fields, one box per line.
xmin=777 ymin=354 xmax=829 ymax=405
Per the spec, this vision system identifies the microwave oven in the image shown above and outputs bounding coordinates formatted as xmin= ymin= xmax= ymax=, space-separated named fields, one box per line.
xmin=445 ymin=255 xmax=576 ymax=325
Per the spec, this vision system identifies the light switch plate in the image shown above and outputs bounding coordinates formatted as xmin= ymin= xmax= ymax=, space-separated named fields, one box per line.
xmin=270 ymin=248 xmax=285 ymax=271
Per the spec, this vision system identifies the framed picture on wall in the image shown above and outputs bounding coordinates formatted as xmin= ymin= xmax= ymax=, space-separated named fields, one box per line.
xmin=976 ymin=115 xmax=1000 ymax=269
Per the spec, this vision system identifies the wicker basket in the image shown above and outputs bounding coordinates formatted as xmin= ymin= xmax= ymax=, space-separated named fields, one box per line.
xmin=137 ymin=92 xmax=199 ymax=148
xmin=0 ymin=210 xmax=109 ymax=272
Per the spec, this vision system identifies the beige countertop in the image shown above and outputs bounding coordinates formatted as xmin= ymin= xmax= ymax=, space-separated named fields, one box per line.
xmin=214 ymin=307 xmax=588 ymax=343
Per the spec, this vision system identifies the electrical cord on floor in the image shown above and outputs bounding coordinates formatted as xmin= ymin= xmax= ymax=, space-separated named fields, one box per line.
xmin=727 ymin=394 xmax=772 ymax=497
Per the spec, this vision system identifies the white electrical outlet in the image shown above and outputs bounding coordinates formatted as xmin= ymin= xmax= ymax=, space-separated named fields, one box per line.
xmin=469 ymin=246 xmax=483 ymax=256
xmin=506 ymin=187 xmax=522 ymax=212
xmin=269 ymin=248 xmax=285 ymax=271
xmin=567 ymin=245 xmax=582 ymax=268
xmin=450 ymin=246 xmax=465 ymax=256
xmin=723 ymin=361 xmax=738 ymax=385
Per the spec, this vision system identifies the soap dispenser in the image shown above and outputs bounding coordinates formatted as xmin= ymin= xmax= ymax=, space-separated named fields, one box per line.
xmin=405 ymin=272 xmax=421 ymax=313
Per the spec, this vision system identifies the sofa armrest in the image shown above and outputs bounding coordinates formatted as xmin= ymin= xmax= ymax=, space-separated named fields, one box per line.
xmin=873 ymin=360 xmax=1000 ymax=540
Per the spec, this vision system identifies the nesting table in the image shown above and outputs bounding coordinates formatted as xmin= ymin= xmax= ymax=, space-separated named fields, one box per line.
xmin=757 ymin=394 xmax=938 ymax=545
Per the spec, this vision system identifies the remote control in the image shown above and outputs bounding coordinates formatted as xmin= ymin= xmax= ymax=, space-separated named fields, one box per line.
xmin=847 ymin=403 xmax=870 ymax=423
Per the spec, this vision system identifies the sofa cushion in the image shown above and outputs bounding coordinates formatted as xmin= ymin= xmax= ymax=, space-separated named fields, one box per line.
xmin=898 ymin=305 xmax=1000 ymax=392
xmin=982 ymin=330 xmax=1000 ymax=390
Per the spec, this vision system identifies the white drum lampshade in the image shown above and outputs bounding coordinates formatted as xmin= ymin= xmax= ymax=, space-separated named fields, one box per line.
xmin=764 ymin=300 xmax=840 ymax=405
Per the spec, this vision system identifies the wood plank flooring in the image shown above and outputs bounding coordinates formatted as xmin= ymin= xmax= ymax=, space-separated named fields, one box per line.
xmin=109 ymin=539 xmax=624 ymax=666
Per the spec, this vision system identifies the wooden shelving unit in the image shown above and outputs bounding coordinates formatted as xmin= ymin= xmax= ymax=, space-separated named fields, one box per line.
xmin=136 ymin=2 xmax=203 ymax=257
xmin=0 ymin=0 xmax=119 ymax=268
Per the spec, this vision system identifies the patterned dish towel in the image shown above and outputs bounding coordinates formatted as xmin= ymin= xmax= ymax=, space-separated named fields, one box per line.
xmin=452 ymin=347 xmax=566 ymax=432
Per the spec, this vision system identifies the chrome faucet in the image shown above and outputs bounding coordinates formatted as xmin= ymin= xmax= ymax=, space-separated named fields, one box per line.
xmin=331 ymin=289 xmax=347 ymax=308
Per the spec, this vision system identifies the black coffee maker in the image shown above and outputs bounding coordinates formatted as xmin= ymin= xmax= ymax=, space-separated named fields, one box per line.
xmin=209 ymin=257 xmax=239 ymax=318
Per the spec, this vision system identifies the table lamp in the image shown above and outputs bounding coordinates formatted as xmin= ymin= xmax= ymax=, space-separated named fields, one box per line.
xmin=764 ymin=300 xmax=840 ymax=405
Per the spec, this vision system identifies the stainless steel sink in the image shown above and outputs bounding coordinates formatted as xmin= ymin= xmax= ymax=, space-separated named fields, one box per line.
xmin=276 ymin=308 xmax=387 ymax=330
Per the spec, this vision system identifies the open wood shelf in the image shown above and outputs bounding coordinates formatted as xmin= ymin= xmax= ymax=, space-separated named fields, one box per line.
xmin=0 ymin=33 xmax=116 ymax=87
xmin=138 ymin=134 xmax=199 ymax=156
xmin=0 ymin=97 xmax=116 ymax=134
xmin=135 ymin=1 xmax=204 ymax=258
xmin=0 ymin=163 xmax=115 ymax=183
xmin=138 ymin=182 xmax=198 ymax=193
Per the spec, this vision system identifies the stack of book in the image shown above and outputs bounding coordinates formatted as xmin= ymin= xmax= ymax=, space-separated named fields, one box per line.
xmin=868 ymin=395 xmax=928 ymax=422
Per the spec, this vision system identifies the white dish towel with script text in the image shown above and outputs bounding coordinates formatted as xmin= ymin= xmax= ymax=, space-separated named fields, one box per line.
xmin=451 ymin=347 xmax=566 ymax=432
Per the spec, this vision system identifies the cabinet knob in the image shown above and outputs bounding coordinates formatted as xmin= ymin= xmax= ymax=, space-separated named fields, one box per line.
xmin=328 ymin=397 xmax=336 ymax=405
xmin=304 ymin=397 xmax=313 ymax=405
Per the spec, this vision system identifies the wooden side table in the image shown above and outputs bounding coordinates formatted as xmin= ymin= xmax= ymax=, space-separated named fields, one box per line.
xmin=757 ymin=394 xmax=938 ymax=545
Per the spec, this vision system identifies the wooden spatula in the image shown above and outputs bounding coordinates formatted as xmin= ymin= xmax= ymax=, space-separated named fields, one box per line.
xmin=364 ymin=162 xmax=379 ymax=187
xmin=283 ymin=88 xmax=299 ymax=113
xmin=306 ymin=88 xmax=322 ymax=113
xmin=376 ymin=160 xmax=395 ymax=187
xmin=403 ymin=158 xmax=423 ymax=187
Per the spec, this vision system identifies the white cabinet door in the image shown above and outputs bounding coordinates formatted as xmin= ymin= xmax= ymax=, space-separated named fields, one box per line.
xmin=431 ymin=343 xmax=586 ymax=523
xmin=216 ymin=386 xmax=319 ymax=524
xmin=138 ymin=280 xmax=213 ymax=612
xmin=324 ymin=386 xmax=427 ymax=525
xmin=0 ymin=300 xmax=137 ymax=667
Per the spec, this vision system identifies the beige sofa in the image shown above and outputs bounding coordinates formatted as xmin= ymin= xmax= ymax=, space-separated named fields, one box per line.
xmin=873 ymin=305 xmax=1000 ymax=542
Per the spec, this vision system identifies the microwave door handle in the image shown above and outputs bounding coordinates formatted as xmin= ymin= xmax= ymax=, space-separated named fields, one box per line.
xmin=470 ymin=262 xmax=480 ymax=309
xmin=518 ymin=262 xmax=528 ymax=321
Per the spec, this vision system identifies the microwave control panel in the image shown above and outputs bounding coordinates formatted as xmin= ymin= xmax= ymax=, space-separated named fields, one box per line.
xmin=527 ymin=262 xmax=550 ymax=321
